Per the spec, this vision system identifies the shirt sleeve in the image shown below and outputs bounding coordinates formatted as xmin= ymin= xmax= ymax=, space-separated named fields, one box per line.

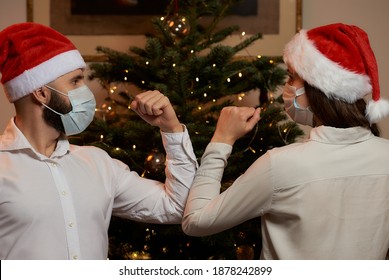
xmin=112 ymin=125 xmax=198 ymax=224
xmin=182 ymin=142 xmax=274 ymax=236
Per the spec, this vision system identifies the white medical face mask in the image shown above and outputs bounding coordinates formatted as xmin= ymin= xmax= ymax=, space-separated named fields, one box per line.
xmin=282 ymin=83 xmax=313 ymax=126
xmin=43 ymin=85 xmax=96 ymax=136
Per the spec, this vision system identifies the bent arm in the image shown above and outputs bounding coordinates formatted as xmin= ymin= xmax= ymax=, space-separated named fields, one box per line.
xmin=182 ymin=142 xmax=273 ymax=236
xmin=113 ymin=126 xmax=198 ymax=224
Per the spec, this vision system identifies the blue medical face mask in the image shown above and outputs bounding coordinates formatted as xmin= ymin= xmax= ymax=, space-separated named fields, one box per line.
xmin=282 ymin=83 xmax=314 ymax=127
xmin=42 ymin=85 xmax=96 ymax=136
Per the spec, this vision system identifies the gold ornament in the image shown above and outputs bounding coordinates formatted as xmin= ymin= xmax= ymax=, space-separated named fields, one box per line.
xmin=126 ymin=250 xmax=151 ymax=260
xmin=236 ymin=244 xmax=255 ymax=260
xmin=144 ymin=149 xmax=166 ymax=174
xmin=97 ymin=101 xmax=116 ymax=122
xmin=166 ymin=14 xmax=190 ymax=37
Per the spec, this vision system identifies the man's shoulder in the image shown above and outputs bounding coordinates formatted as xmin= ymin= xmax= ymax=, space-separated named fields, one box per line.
xmin=69 ymin=144 xmax=110 ymax=158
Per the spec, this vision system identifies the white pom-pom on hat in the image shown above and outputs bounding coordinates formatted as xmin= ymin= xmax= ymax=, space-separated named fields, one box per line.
xmin=366 ymin=99 xmax=389 ymax=124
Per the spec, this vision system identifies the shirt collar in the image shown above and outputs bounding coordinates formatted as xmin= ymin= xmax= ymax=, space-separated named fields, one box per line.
xmin=0 ymin=118 xmax=70 ymax=159
xmin=309 ymin=126 xmax=375 ymax=145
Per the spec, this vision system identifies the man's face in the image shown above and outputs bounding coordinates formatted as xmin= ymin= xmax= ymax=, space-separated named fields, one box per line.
xmin=42 ymin=89 xmax=71 ymax=134
xmin=42 ymin=69 xmax=85 ymax=133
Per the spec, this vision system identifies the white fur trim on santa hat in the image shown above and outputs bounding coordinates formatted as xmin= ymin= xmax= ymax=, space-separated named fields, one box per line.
xmin=283 ymin=30 xmax=371 ymax=103
xmin=3 ymin=50 xmax=86 ymax=102
xmin=366 ymin=98 xmax=389 ymax=123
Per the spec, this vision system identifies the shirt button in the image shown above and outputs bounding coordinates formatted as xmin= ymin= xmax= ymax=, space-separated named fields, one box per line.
xmin=68 ymin=222 xmax=74 ymax=228
xmin=62 ymin=191 xmax=67 ymax=196
xmin=51 ymin=163 xmax=57 ymax=167
xmin=72 ymin=255 xmax=78 ymax=260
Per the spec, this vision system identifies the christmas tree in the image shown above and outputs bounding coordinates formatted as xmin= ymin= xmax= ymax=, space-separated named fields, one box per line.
xmin=74 ymin=0 xmax=304 ymax=259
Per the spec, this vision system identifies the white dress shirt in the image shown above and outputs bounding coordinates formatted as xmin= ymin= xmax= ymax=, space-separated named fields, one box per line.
xmin=0 ymin=118 xmax=197 ymax=260
xmin=183 ymin=126 xmax=389 ymax=259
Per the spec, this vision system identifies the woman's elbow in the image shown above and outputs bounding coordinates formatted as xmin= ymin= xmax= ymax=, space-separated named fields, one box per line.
xmin=181 ymin=215 xmax=206 ymax=237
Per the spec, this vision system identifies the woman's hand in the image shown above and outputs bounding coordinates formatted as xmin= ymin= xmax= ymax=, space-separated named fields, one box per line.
xmin=211 ymin=106 xmax=261 ymax=145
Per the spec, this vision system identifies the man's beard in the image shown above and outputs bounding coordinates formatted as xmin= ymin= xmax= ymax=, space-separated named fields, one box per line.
xmin=42 ymin=91 xmax=72 ymax=134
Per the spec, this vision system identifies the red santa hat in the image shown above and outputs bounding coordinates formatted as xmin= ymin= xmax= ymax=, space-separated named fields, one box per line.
xmin=0 ymin=22 xmax=86 ymax=102
xmin=283 ymin=23 xmax=389 ymax=124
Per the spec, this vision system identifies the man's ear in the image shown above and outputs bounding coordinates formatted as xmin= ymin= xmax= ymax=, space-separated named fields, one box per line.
xmin=32 ymin=87 xmax=50 ymax=104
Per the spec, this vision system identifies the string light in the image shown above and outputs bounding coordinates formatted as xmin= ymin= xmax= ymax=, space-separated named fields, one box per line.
xmin=110 ymin=86 xmax=117 ymax=94
xmin=243 ymin=123 xmax=259 ymax=154
xmin=279 ymin=125 xmax=292 ymax=144
xmin=227 ymin=78 xmax=231 ymax=82
xmin=123 ymin=70 xmax=129 ymax=81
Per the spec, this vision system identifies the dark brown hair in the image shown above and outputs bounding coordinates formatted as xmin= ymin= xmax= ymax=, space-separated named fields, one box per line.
xmin=304 ymin=82 xmax=380 ymax=136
